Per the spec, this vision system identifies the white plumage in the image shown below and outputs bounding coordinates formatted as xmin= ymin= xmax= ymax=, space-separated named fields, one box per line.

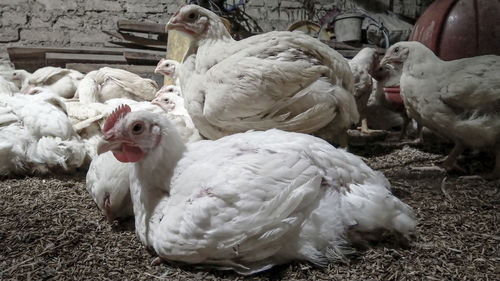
xmin=155 ymin=58 xmax=181 ymax=87
xmin=152 ymin=85 xmax=202 ymax=143
xmin=86 ymin=151 xmax=133 ymax=223
xmin=21 ymin=67 xmax=84 ymax=98
xmin=368 ymin=61 xmax=411 ymax=136
xmin=0 ymin=91 xmax=86 ymax=175
xmin=97 ymin=105 xmax=416 ymax=274
xmin=75 ymin=67 xmax=159 ymax=103
xmin=348 ymin=47 xmax=380 ymax=134
xmin=380 ymin=41 xmax=500 ymax=177
xmin=0 ymin=75 xmax=18 ymax=95
xmin=166 ymin=5 xmax=358 ymax=146
xmin=0 ymin=69 xmax=31 ymax=91
xmin=64 ymin=97 xmax=165 ymax=160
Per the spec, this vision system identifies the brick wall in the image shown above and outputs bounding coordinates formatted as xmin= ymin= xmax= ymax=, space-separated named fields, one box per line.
xmin=0 ymin=0 xmax=428 ymax=63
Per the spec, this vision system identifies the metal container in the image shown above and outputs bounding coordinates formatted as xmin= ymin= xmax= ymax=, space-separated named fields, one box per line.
xmin=409 ymin=0 xmax=500 ymax=60
xmin=334 ymin=13 xmax=364 ymax=42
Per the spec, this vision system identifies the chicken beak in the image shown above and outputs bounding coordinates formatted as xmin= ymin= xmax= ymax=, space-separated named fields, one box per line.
xmin=166 ymin=18 xmax=179 ymax=31
xmin=379 ymin=55 xmax=391 ymax=66
xmin=97 ymin=137 xmax=122 ymax=156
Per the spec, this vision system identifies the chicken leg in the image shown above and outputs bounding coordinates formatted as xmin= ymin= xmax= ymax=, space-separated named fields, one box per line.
xmin=441 ymin=142 xmax=466 ymax=173
xmin=359 ymin=118 xmax=386 ymax=135
xmin=410 ymin=142 xmax=466 ymax=174
xmin=487 ymin=145 xmax=500 ymax=179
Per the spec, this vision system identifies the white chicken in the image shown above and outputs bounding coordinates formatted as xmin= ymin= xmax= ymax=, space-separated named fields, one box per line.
xmin=97 ymin=104 xmax=416 ymax=274
xmin=380 ymin=41 xmax=500 ymax=178
xmin=64 ymin=97 xmax=166 ymax=160
xmin=348 ymin=47 xmax=382 ymax=134
xmin=0 ymin=69 xmax=31 ymax=91
xmin=21 ymin=66 xmax=84 ymax=98
xmin=75 ymin=67 xmax=159 ymax=103
xmin=152 ymin=85 xmax=202 ymax=143
xmin=85 ymin=90 xmax=199 ymax=222
xmin=0 ymin=75 xmax=18 ymax=95
xmin=154 ymin=58 xmax=181 ymax=87
xmin=0 ymin=91 xmax=87 ymax=175
xmin=86 ymin=151 xmax=133 ymax=223
xmin=166 ymin=5 xmax=358 ymax=146
xmin=369 ymin=61 xmax=414 ymax=139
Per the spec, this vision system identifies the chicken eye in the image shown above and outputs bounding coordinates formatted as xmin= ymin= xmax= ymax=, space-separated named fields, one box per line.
xmin=188 ymin=12 xmax=197 ymax=20
xmin=394 ymin=47 xmax=399 ymax=53
xmin=131 ymin=122 xmax=144 ymax=135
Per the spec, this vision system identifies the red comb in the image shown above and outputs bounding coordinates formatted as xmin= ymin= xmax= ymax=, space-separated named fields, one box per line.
xmin=103 ymin=104 xmax=131 ymax=133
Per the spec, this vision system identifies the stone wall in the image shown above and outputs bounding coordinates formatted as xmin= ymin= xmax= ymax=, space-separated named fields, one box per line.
xmin=0 ymin=0 xmax=428 ymax=63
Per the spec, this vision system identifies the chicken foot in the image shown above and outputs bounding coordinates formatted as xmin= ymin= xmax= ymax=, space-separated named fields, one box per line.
xmin=398 ymin=113 xmax=411 ymax=141
xmin=358 ymin=118 xmax=386 ymax=135
xmin=151 ymin=256 xmax=166 ymax=266
xmin=441 ymin=142 xmax=466 ymax=173
xmin=485 ymin=145 xmax=500 ymax=179
xmin=409 ymin=142 xmax=466 ymax=174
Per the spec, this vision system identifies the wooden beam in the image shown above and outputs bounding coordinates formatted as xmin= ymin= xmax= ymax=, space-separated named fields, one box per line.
xmin=8 ymin=46 xmax=125 ymax=59
xmin=66 ymin=63 xmax=157 ymax=75
xmin=103 ymin=30 xmax=167 ymax=47
xmin=8 ymin=46 xmax=169 ymax=71
xmin=123 ymin=50 xmax=164 ymax=65
xmin=107 ymin=41 xmax=167 ymax=51
xmin=118 ymin=20 xmax=166 ymax=35
xmin=45 ymin=52 xmax=127 ymax=67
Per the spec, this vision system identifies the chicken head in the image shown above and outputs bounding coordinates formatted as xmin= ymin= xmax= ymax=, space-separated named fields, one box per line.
xmin=97 ymin=105 xmax=162 ymax=162
xmin=155 ymin=58 xmax=179 ymax=77
xmin=167 ymin=4 xmax=228 ymax=39
xmin=152 ymin=85 xmax=182 ymax=112
xmin=380 ymin=43 xmax=410 ymax=66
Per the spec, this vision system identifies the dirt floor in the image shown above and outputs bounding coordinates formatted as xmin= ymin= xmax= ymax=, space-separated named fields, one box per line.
xmin=0 ymin=132 xmax=498 ymax=281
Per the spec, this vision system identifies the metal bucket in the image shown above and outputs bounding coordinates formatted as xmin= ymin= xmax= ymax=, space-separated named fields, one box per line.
xmin=334 ymin=13 xmax=363 ymax=42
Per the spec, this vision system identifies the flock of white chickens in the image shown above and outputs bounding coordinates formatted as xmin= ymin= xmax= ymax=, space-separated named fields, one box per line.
xmin=1 ymin=4 xmax=499 ymax=275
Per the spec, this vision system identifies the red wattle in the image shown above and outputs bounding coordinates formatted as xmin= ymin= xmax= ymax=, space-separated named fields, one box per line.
xmin=113 ymin=144 xmax=144 ymax=163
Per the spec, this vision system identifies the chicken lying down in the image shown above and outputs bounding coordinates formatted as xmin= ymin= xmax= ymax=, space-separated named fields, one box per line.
xmin=348 ymin=47 xmax=384 ymax=134
xmin=0 ymin=91 xmax=86 ymax=175
xmin=86 ymin=150 xmax=133 ymax=223
xmin=152 ymin=85 xmax=202 ymax=143
xmin=0 ymin=75 xmax=18 ymax=95
xmin=21 ymin=66 xmax=84 ymax=98
xmin=167 ymin=5 xmax=358 ymax=147
xmin=155 ymin=58 xmax=181 ymax=87
xmin=85 ymin=88 xmax=200 ymax=223
xmin=97 ymin=104 xmax=416 ymax=274
xmin=75 ymin=67 xmax=159 ymax=103
xmin=66 ymin=92 xmax=200 ymax=159
xmin=65 ymin=97 xmax=166 ymax=160
xmin=0 ymin=69 xmax=30 ymax=91
xmin=380 ymin=41 xmax=500 ymax=178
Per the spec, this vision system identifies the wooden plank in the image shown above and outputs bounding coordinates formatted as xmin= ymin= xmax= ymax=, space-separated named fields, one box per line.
xmin=108 ymin=41 xmax=167 ymax=51
xmin=66 ymin=63 xmax=157 ymax=74
xmin=123 ymin=50 xmax=164 ymax=65
xmin=8 ymin=48 xmax=46 ymax=72
xmin=45 ymin=52 xmax=127 ymax=67
xmin=8 ymin=46 xmax=169 ymax=72
xmin=118 ymin=20 xmax=166 ymax=35
xmin=103 ymin=30 xmax=167 ymax=47
xmin=7 ymin=46 xmax=125 ymax=60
